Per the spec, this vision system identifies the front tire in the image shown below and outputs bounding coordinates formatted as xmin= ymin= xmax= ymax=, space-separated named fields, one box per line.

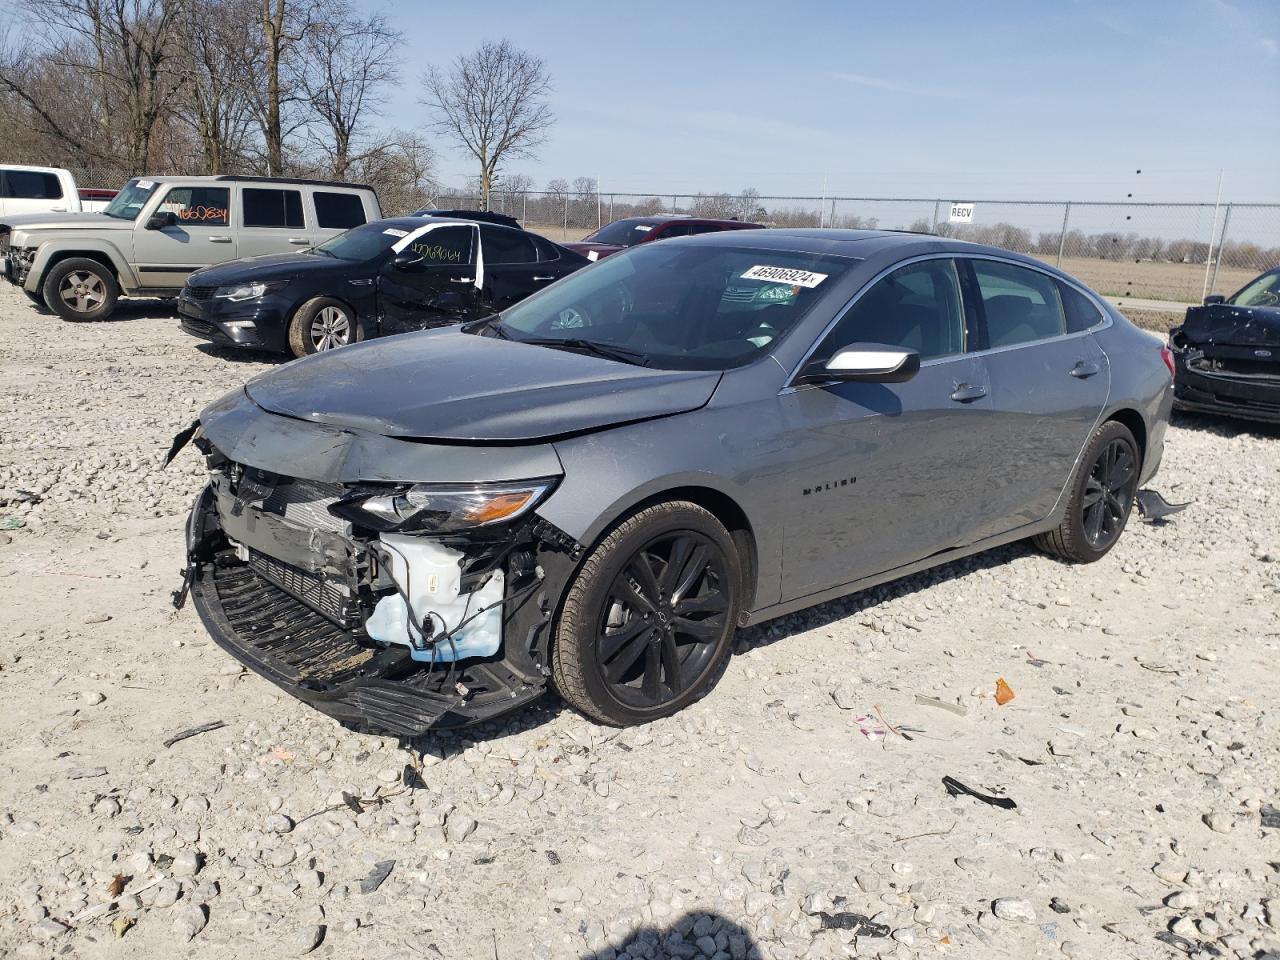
xmin=552 ymin=502 xmax=741 ymax=726
xmin=42 ymin=258 xmax=118 ymax=322
xmin=1034 ymin=420 xmax=1140 ymax=563
xmin=287 ymin=297 xmax=358 ymax=358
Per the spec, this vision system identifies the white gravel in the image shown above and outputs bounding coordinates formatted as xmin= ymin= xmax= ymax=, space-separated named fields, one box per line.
xmin=1 ymin=281 xmax=1278 ymax=960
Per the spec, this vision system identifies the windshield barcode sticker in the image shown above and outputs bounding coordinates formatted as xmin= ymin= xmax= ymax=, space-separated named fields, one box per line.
xmin=741 ymin=265 xmax=828 ymax=288
xmin=382 ymin=228 xmax=409 ymax=237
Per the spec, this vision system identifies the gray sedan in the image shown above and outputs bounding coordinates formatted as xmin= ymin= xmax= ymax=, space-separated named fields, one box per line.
xmin=176 ymin=229 xmax=1174 ymax=732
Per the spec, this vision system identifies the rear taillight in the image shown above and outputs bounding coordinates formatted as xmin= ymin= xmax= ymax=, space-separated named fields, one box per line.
xmin=1160 ymin=345 xmax=1175 ymax=377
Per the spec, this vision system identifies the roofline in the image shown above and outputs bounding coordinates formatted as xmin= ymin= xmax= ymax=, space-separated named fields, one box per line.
xmin=213 ymin=174 xmax=374 ymax=190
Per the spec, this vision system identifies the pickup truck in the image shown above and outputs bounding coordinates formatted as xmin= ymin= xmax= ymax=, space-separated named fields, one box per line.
xmin=1 ymin=174 xmax=380 ymax=321
xmin=0 ymin=165 xmax=96 ymax=217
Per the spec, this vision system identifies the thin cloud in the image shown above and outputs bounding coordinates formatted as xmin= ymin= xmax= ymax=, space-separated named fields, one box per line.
xmin=1262 ymin=36 xmax=1278 ymax=56
xmin=828 ymin=71 xmax=966 ymax=99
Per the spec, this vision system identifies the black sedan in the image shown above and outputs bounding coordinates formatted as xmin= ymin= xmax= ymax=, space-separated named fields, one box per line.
xmin=1170 ymin=265 xmax=1280 ymax=424
xmin=178 ymin=215 xmax=588 ymax=357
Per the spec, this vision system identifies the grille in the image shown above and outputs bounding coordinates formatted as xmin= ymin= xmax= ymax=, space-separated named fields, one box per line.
xmin=261 ymin=478 xmax=348 ymax=533
xmin=186 ymin=285 xmax=216 ymax=300
xmin=248 ymin=549 xmax=355 ymax=626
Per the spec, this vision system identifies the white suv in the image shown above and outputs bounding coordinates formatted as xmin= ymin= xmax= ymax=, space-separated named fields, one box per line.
xmin=1 ymin=175 xmax=381 ymax=321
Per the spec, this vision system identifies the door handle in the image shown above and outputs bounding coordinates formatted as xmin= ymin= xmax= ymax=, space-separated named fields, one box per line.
xmin=950 ymin=383 xmax=987 ymax=403
xmin=449 ymin=277 xmax=474 ymax=284
xmin=287 ymin=237 xmax=309 ymax=245
xmin=208 ymin=236 xmax=232 ymax=243
xmin=1070 ymin=361 xmax=1101 ymax=378
xmin=532 ymin=275 xmax=555 ymax=282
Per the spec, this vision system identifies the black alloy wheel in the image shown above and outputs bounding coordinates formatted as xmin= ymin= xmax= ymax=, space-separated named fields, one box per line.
xmin=1081 ymin=436 xmax=1138 ymax=550
xmin=552 ymin=501 xmax=742 ymax=726
xmin=594 ymin=531 xmax=730 ymax=709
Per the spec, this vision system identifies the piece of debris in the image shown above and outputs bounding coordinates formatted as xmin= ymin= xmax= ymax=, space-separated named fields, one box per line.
xmin=1025 ymin=650 xmax=1049 ymax=668
xmin=914 ymin=694 xmax=967 ymax=717
xmin=994 ymin=678 xmax=1015 ymax=706
xmin=818 ymin=912 xmax=891 ymax=937
xmin=162 ymin=720 xmax=227 ymax=748
xmin=359 ymin=860 xmax=395 ymax=894
xmin=1261 ymin=804 xmax=1280 ymax=829
xmin=854 ymin=714 xmax=887 ymax=741
xmin=1135 ymin=489 xmax=1189 ymax=523
xmin=942 ymin=776 xmax=1017 ymax=810
xmin=111 ymin=916 xmax=134 ymax=939
xmin=107 ymin=873 xmax=126 ymax=897
xmin=67 ymin=766 xmax=108 ymax=780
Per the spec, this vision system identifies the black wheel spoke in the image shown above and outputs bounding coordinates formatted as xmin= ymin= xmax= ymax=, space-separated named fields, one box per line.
xmin=659 ymin=634 xmax=682 ymax=693
xmin=599 ymin=617 xmax=648 ymax=663
xmin=627 ymin=553 xmax=663 ymax=606
xmin=605 ymin=627 xmax=652 ymax=682
xmin=659 ymin=536 xmax=693 ymax=594
xmin=641 ymin=643 xmax=661 ymax=699
xmin=673 ymin=616 xmax=719 ymax=641
xmin=674 ymin=590 xmax=727 ymax=616
xmin=671 ymin=543 xmax=710 ymax=603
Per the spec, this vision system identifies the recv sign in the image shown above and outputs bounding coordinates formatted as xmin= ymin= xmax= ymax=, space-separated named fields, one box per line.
xmin=949 ymin=202 xmax=976 ymax=224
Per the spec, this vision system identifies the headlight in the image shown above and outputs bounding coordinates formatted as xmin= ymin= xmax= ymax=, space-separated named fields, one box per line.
xmin=329 ymin=479 xmax=557 ymax=534
xmin=214 ymin=280 xmax=288 ymax=302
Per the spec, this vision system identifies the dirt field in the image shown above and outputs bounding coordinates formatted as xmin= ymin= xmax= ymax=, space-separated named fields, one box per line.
xmin=1 ymin=283 xmax=1278 ymax=960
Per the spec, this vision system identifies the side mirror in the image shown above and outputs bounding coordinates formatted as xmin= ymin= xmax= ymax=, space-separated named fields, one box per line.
xmin=1203 ymin=294 xmax=1226 ymax=305
xmin=392 ymin=250 xmax=424 ymax=271
xmin=796 ymin=344 xmax=921 ymax=385
xmin=145 ymin=211 xmax=177 ymax=231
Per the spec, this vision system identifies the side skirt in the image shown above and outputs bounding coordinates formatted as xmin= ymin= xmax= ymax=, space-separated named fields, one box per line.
xmin=740 ymin=519 xmax=1052 ymax=628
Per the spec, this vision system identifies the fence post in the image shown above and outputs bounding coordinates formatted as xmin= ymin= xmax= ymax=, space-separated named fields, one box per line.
xmin=672 ymin=195 xmax=677 ymax=214
xmin=609 ymin=195 xmax=614 ymax=223
xmin=1055 ymin=202 xmax=1072 ymax=268
xmin=931 ymin=200 xmax=940 ymax=231
xmin=1208 ymin=204 xmax=1233 ymax=296
xmin=522 ymin=191 xmax=528 ymax=224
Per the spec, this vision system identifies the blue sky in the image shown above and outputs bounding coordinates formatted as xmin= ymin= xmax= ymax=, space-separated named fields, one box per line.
xmin=363 ymin=0 xmax=1279 ymax=202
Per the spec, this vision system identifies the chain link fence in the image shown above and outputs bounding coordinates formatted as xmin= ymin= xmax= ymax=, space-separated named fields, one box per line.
xmin=67 ymin=164 xmax=1280 ymax=304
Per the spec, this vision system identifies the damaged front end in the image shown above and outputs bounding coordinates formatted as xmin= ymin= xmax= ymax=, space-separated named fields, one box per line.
xmin=173 ymin=398 xmax=581 ymax=736
xmin=1170 ymin=300 xmax=1280 ymax=424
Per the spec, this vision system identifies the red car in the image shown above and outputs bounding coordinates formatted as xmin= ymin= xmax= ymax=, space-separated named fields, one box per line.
xmin=564 ymin=215 xmax=764 ymax=261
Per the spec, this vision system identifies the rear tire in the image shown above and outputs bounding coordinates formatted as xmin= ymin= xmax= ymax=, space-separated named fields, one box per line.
xmin=22 ymin=289 xmax=44 ymax=306
xmin=552 ymin=501 xmax=741 ymax=726
xmin=41 ymin=258 xmax=118 ymax=322
xmin=288 ymin=297 xmax=358 ymax=358
xmin=1033 ymin=420 xmax=1140 ymax=563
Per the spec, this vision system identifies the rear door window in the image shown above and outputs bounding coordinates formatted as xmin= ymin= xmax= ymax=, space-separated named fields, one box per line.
xmin=821 ymin=259 xmax=966 ymax=361
xmin=480 ymin=225 xmax=537 ymax=264
xmin=314 ymin=191 xmax=367 ymax=229
xmin=2 ymin=170 xmax=63 ymax=199
xmin=159 ymin=186 xmax=230 ymax=226
xmin=971 ymin=259 xmax=1066 ymax=348
xmin=1058 ymin=281 xmax=1104 ymax=332
xmin=242 ymin=188 xmax=304 ymax=228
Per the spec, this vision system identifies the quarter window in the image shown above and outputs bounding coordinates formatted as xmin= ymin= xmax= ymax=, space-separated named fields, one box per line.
xmin=821 ymin=259 xmax=966 ymax=361
xmin=480 ymin=225 xmax=537 ymax=264
xmin=243 ymin=188 xmax=304 ymax=228
xmin=159 ymin=186 xmax=230 ymax=227
xmin=532 ymin=235 xmax=562 ymax=262
xmin=314 ymin=191 xmax=367 ymax=229
xmin=2 ymin=170 xmax=63 ymax=199
xmin=972 ymin=260 xmax=1065 ymax=347
xmin=1058 ymin=281 xmax=1103 ymax=332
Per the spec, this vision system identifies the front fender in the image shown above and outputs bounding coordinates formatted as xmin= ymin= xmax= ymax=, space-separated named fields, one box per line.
xmin=27 ymin=238 xmax=136 ymax=292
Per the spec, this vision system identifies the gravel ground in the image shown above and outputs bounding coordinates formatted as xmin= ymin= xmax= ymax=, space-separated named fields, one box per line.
xmin=1 ymin=283 xmax=1278 ymax=960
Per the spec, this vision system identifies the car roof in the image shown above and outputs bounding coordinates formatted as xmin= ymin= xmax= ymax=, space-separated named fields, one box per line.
xmin=610 ymin=215 xmax=756 ymax=227
xmin=126 ymin=175 xmax=373 ymax=191
xmin=668 ymin=227 xmax=1066 ymax=268
xmin=371 ymin=215 xmax=533 ymax=232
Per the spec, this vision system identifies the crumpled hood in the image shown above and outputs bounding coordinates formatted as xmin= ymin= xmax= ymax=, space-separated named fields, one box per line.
xmin=3 ymin=211 xmax=126 ymax=235
xmin=191 ymin=252 xmax=338 ymax=286
xmin=1182 ymin=302 xmax=1280 ymax=347
xmin=245 ymin=328 xmax=722 ymax=442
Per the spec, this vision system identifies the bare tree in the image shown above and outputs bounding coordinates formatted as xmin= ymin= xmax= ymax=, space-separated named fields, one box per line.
xmin=420 ymin=39 xmax=554 ymax=209
xmin=0 ymin=0 xmax=188 ymax=170
xmin=176 ymin=0 xmax=258 ymax=172
xmin=295 ymin=6 xmax=401 ymax=179
xmin=246 ymin=0 xmax=322 ymax=174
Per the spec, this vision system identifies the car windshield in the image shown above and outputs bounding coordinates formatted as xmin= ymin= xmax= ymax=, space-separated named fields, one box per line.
xmin=496 ymin=242 xmax=857 ymax=370
xmin=102 ymin=179 xmax=158 ymax=220
xmin=312 ymin=221 xmax=406 ymax=261
xmin=583 ymin=220 xmax=660 ymax=247
xmin=1230 ymin=269 xmax=1280 ymax=308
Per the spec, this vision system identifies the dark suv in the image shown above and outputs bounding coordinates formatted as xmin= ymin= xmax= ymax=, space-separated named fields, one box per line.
xmin=564 ymin=215 xmax=764 ymax=261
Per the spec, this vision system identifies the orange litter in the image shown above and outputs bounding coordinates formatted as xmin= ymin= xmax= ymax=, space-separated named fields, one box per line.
xmin=994 ymin=677 xmax=1015 ymax=706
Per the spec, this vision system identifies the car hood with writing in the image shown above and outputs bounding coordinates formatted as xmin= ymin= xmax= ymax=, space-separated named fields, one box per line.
xmin=243 ymin=328 xmax=722 ymax=442
xmin=1182 ymin=302 xmax=1280 ymax=348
